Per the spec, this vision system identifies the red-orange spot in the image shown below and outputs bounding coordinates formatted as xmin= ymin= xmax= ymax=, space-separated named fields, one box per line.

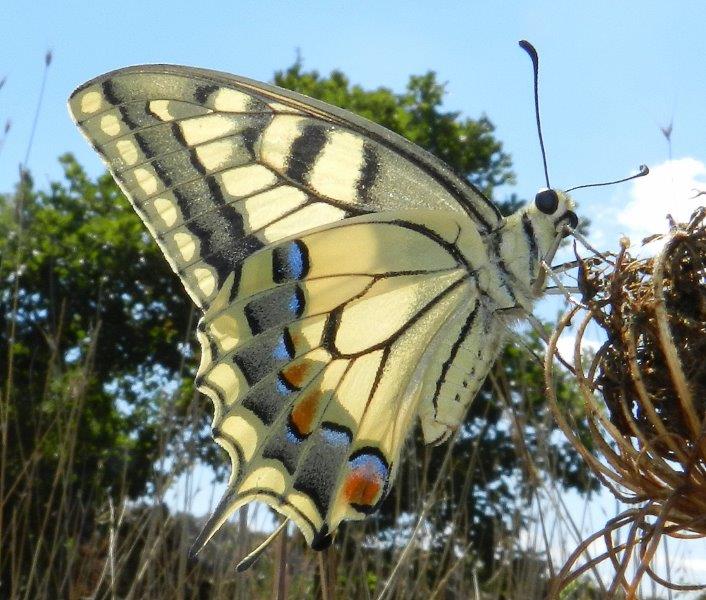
xmin=343 ymin=470 xmax=381 ymax=506
xmin=281 ymin=360 xmax=311 ymax=388
xmin=291 ymin=388 xmax=321 ymax=435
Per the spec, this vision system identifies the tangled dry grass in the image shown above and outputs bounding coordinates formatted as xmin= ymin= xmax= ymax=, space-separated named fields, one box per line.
xmin=545 ymin=207 xmax=706 ymax=598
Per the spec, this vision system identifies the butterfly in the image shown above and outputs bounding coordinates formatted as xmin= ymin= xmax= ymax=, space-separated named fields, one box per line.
xmin=68 ymin=61 xmax=577 ymax=557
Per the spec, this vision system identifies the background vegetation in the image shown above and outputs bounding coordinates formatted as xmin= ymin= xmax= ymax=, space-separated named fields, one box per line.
xmin=0 ymin=60 xmax=607 ymax=599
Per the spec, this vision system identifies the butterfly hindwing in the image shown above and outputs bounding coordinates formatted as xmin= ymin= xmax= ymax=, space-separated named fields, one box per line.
xmin=191 ymin=216 xmax=476 ymax=548
xmin=68 ymin=65 xmax=505 ymax=551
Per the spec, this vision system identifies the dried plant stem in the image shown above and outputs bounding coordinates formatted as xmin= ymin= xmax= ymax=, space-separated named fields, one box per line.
xmin=375 ymin=427 xmax=460 ymax=600
xmin=273 ymin=521 xmax=288 ymax=599
xmin=653 ymin=234 xmax=701 ymax=439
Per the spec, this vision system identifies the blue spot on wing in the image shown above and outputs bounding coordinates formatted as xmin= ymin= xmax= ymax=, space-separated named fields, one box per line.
xmin=273 ymin=240 xmax=309 ymax=283
xmin=286 ymin=425 xmax=302 ymax=444
xmin=273 ymin=334 xmax=291 ymax=361
xmin=349 ymin=453 xmax=389 ymax=480
xmin=320 ymin=423 xmax=352 ymax=447
xmin=288 ymin=289 xmax=304 ymax=316
xmin=288 ymin=242 xmax=306 ymax=278
xmin=276 ymin=375 xmax=295 ymax=395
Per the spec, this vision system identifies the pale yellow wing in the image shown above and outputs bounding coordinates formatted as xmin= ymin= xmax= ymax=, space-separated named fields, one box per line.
xmin=67 ymin=65 xmax=497 ymax=553
xmin=190 ymin=213 xmax=478 ymax=550
xmin=68 ymin=65 xmax=501 ymax=311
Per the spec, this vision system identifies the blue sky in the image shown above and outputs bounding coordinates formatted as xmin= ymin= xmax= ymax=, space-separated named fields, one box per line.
xmin=3 ymin=0 xmax=705 ymax=218
xmin=4 ymin=0 xmax=706 ymax=589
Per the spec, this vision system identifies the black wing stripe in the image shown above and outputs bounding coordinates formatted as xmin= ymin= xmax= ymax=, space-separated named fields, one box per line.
xmin=285 ymin=123 xmax=328 ymax=183
xmin=166 ymin=181 xmax=265 ymax=285
xmin=243 ymin=284 xmax=306 ymax=336
xmin=356 ymin=143 xmax=379 ymax=204
xmin=292 ymin=422 xmax=353 ymax=516
xmin=193 ymin=83 xmax=220 ymax=105
xmin=431 ymin=300 xmax=479 ymax=414
xmin=521 ymin=213 xmax=539 ymax=275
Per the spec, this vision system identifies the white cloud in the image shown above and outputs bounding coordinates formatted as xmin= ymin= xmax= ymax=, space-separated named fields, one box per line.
xmin=554 ymin=330 xmax=603 ymax=365
xmin=617 ymin=157 xmax=706 ymax=245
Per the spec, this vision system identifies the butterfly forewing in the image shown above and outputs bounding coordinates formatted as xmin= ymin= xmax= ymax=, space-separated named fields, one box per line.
xmin=69 ymin=66 xmax=501 ymax=310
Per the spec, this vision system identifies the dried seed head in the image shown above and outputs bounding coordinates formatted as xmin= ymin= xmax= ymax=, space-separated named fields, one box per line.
xmin=545 ymin=207 xmax=706 ymax=596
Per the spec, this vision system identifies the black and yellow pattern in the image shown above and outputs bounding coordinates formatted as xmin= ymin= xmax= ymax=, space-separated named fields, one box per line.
xmin=68 ymin=65 xmax=576 ymax=553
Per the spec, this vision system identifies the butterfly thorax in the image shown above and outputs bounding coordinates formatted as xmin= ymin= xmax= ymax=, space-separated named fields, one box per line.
xmin=451 ymin=191 xmax=572 ymax=317
xmin=495 ymin=191 xmax=574 ymax=304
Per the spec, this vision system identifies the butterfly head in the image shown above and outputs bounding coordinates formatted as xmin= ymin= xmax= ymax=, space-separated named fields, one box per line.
xmin=531 ymin=188 xmax=578 ymax=235
xmin=501 ymin=187 xmax=578 ymax=303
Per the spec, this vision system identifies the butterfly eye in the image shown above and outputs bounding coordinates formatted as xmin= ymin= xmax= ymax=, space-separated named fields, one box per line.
xmin=535 ymin=189 xmax=559 ymax=214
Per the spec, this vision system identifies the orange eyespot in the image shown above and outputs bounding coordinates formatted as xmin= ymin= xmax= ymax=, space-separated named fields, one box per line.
xmin=344 ymin=451 xmax=389 ymax=508
xmin=343 ymin=471 xmax=382 ymax=506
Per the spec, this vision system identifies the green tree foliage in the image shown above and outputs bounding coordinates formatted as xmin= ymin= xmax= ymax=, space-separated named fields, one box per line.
xmin=0 ymin=62 xmax=594 ymax=596
xmin=0 ymin=162 xmax=207 ymax=594
xmin=1 ymin=161 xmax=198 ymax=495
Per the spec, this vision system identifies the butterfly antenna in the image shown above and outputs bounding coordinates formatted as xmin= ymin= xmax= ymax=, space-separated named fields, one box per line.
xmin=235 ymin=518 xmax=289 ymax=572
xmin=565 ymin=164 xmax=649 ymax=193
xmin=519 ymin=40 xmax=550 ymax=189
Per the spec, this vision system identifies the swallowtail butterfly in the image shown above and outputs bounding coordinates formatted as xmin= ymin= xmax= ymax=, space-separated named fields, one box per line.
xmin=68 ymin=52 xmax=577 ymax=557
